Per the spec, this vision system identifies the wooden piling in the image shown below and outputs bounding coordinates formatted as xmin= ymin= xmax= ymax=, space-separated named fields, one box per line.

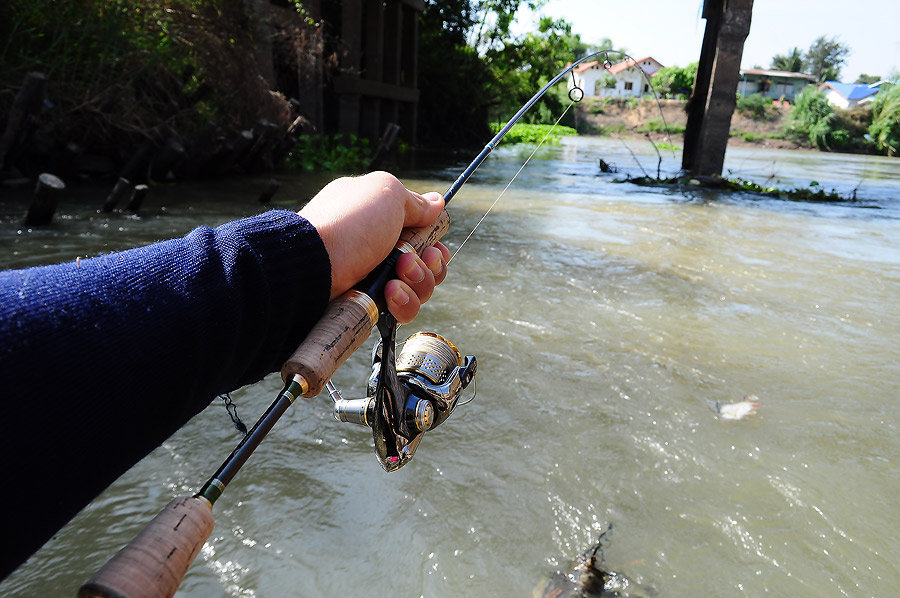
xmin=24 ymin=173 xmax=65 ymax=226
xmin=102 ymin=177 xmax=132 ymax=213
xmin=126 ymin=184 xmax=149 ymax=212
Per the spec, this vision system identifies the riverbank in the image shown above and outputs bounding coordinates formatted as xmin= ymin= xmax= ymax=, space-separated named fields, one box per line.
xmin=575 ymin=98 xmax=808 ymax=151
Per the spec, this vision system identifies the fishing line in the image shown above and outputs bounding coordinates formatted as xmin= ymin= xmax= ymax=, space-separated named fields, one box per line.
xmin=448 ymin=100 xmax=576 ymax=265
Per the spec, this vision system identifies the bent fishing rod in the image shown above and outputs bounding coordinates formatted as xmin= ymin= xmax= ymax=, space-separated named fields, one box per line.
xmin=78 ymin=49 xmax=615 ymax=598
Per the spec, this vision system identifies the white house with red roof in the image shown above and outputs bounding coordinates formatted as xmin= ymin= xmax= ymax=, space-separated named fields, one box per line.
xmin=568 ymin=56 xmax=664 ymax=98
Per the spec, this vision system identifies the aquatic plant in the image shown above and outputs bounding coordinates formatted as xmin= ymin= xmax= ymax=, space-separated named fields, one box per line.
xmin=488 ymin=122 xmax=578 ymax=144
xmin=283 ymin=134 xmax=372 ymax=173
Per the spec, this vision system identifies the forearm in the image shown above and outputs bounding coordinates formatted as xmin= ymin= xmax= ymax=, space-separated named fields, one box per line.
xmin=0 ymin=209 xmax=331 ymax=578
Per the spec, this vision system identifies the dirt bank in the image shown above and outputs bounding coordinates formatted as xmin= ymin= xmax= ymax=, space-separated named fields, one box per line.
xmin=574 ymin=98 xmax=809 ymax=151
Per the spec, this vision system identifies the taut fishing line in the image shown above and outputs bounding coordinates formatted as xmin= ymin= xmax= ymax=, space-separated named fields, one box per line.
xmin=448 ymin=100 xmax=577 ymax=264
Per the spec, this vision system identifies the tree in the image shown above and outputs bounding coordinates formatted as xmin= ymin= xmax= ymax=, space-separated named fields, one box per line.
xmin=652 ymin=63 xmax=698 ymax=97
xmin=804 ymin=36 xmax=850 ymax=83
xmin=855 ymin=73 xmax=881 ymax=84
xmin=868 ymin=84 xmax=900 ymax=156
xmin=770 ymin=47 xmax=804 ymax=72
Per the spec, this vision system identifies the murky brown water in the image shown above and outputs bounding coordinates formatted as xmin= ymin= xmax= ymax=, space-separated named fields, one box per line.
xmin=2 ymin=137 xmax=899 ymax=597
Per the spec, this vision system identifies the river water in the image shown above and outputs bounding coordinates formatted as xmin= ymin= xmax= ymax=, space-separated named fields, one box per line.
xmin=2 ymin=137 xmax=899 ymax=597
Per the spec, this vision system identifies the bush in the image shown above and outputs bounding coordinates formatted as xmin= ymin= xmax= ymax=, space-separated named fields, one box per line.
xmin=785 ymin=86 xmax=849 ymax=150
xmin=488 ymin=122 xmax=577 ymax=144
xmin=868 ymin=84 xmax=900 ymax=156
xmin=283 ymin=134 xmax=372 ymax=172
xmin=736 ymin=93 xmax=774 ymax=120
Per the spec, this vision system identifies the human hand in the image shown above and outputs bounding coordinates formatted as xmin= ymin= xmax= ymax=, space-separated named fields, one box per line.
xmin=299 ymin=171 xmax=450 ymax=324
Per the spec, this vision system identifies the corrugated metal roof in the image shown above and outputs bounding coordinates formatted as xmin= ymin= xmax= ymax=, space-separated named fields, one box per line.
xmin=740 ymin=68 xmax=816 ymax=81
xmin=820 ymin=81 xmax=881 ymax=101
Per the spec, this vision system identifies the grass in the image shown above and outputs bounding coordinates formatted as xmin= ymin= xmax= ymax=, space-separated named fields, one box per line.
xmin=489 ymin=122 xmax=578 ymax=144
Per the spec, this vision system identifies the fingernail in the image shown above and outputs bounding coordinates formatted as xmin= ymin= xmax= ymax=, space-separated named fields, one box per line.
xmin=405 ymin=261 xmax=425 ymax=283
xmin=391 ymin=286 xmax=410 ymax=306
xmin=425 ymin=252 xmax=442 ymax=276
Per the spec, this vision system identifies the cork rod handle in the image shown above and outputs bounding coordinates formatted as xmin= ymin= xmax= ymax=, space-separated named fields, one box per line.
xmin=281 ymin=209 xmax=450 ymax=397
xmin=78 ymin=496 xmax=215 ymax=598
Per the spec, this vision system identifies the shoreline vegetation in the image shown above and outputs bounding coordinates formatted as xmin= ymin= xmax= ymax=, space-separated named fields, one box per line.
xmin=1 ymin=1 xmax=897 ymax=205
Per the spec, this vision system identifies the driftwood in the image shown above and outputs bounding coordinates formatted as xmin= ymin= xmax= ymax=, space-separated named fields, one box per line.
xmin=102 ymin=177 xmax=133 ymax=212
xmin=241 ymin=119 xmax=281 ymax=173
xmin=367 ymin=123 xmax=400 ymax=171
xmin=24 ymin=173 xmax=65 ymax=226
xmin=0 ymin=72 xmax=47 ymax=172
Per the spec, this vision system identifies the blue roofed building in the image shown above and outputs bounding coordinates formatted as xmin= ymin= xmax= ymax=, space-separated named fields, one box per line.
xmin=819 ymin=81 xmax=881 ymax=109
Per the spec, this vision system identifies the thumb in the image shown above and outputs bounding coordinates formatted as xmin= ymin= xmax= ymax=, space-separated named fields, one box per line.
xmin=403 ymin=191 xmax=445 ymax=229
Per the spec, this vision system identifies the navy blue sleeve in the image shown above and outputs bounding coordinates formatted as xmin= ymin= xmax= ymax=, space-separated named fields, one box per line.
xmin=0 ymin=209 xmax=332 ymax=577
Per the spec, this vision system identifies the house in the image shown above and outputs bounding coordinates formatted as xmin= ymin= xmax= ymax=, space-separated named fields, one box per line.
xmin=819 ymin=81 xmax=881 ymax=109
xmin=737 ymin=68 xmax=816 ymax=101
xmin=569 ymin=56 xmax=664 ymax=98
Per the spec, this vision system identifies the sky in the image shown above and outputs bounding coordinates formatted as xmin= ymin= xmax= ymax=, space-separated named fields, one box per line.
xmin=512 ymin=0 xmax=900 ymax=82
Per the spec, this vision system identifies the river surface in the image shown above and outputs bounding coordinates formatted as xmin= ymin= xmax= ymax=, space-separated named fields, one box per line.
xmin=2 ymin=137 xmax=899 ymax=597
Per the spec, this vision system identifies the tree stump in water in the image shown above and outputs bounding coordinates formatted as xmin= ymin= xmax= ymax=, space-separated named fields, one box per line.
xmin=127 ymin=184 xmax=150 ymax=212
xmin=24 ymin=173 xmax=65 ymax=226
xmin=102 ymin=177 xmax=133 ymax=213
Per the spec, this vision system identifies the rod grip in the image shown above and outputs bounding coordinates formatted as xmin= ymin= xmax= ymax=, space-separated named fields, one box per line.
xmin=78 ymin=496 xmax=214 ymax=598
xmin=281 ymin=209 xmax=450 ymax=397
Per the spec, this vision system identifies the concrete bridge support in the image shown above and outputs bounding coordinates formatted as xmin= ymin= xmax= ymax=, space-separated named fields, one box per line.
xmin=682 ymin=0 xmax=754 ymax=177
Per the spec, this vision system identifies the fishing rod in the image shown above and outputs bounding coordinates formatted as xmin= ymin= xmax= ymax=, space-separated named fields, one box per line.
xmin=78 ymin=49 xmax=617 ymax=598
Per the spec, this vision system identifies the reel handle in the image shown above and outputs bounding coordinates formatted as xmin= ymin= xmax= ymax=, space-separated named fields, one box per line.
xmin=281 ymin=209 xmax=450 ymax=397
xmin=78 ymin=496 xmax=214 ymax=598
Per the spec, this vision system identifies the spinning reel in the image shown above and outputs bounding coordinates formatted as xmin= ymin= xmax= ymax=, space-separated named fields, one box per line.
xmin=329 ymin=318 xmax=476 ymax=472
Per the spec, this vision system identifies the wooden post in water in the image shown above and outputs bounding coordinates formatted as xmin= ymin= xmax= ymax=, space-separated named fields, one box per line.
xmin=102 ymin=177 xmax=132 ymax=213
xmin=24 ymin=173 xmax=65 ymax=226
xmin=126 ymin=184 xmax=149 ymax=212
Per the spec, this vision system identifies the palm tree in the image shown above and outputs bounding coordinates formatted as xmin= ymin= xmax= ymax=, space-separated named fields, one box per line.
xmin=770 ymin=47 xmax=804 ymax=73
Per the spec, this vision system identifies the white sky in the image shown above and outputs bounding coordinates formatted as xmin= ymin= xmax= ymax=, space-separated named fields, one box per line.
xmin=513 ymin=0 xmax=900 ymax=81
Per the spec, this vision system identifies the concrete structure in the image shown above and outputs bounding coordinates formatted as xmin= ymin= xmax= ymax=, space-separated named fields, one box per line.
xmin=819 ymin=81 xmax=881 ymax=109
xmin=682 ymin=0 xmax=753 ymax=178
xmin=569 ymin=56 xmax=664 ymax=98
xmin=737 ymin=68 xmax=815 ymax=101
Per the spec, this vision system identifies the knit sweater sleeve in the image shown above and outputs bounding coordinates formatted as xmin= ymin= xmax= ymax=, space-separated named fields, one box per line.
xmin=0 ymin=209 xmax=332 ymax=578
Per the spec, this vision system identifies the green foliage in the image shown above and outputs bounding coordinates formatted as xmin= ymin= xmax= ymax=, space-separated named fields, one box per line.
xmin=488 ymin=122 xmax=576 ymax=144
xmin=770 ymin=47 xmax=804 ymax=72
xmin=1 ymin=0 xmax=302 ymax=151
xmin=637 ymin=119 xmax=685 ymax=135
xmin=855 ymin=73 xmax=881 ymax=85
xmin=651 ymin=63 xmax=698 ymax=97
xmin=868 ymin=84 xmax=900 ymax=156
xmin=283 ymin=134 xmax=372 ymax=172
xmin=805 ymin=36 xmax=850 ymax=83
xmin=735 ymin=93 xmax=775 ymax=120
xmin=419 ymin=0 xmax=624 ymax=144
xmin=786 ymin=86 xmax=849 ymax=149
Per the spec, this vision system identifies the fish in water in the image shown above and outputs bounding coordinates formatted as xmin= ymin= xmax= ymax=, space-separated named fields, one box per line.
xmin=716 ymin=394 xmax=761 ymax=420
xmin=533 ymin=526 xmax=653 ymax=597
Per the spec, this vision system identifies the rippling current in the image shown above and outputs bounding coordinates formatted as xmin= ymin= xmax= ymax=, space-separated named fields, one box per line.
xmin=2 ymin=137 xmax=899 ymax=597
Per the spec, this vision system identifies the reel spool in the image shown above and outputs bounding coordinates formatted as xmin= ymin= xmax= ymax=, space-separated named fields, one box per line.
xmin=331 ymin=331 xmax=476 ymax=468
